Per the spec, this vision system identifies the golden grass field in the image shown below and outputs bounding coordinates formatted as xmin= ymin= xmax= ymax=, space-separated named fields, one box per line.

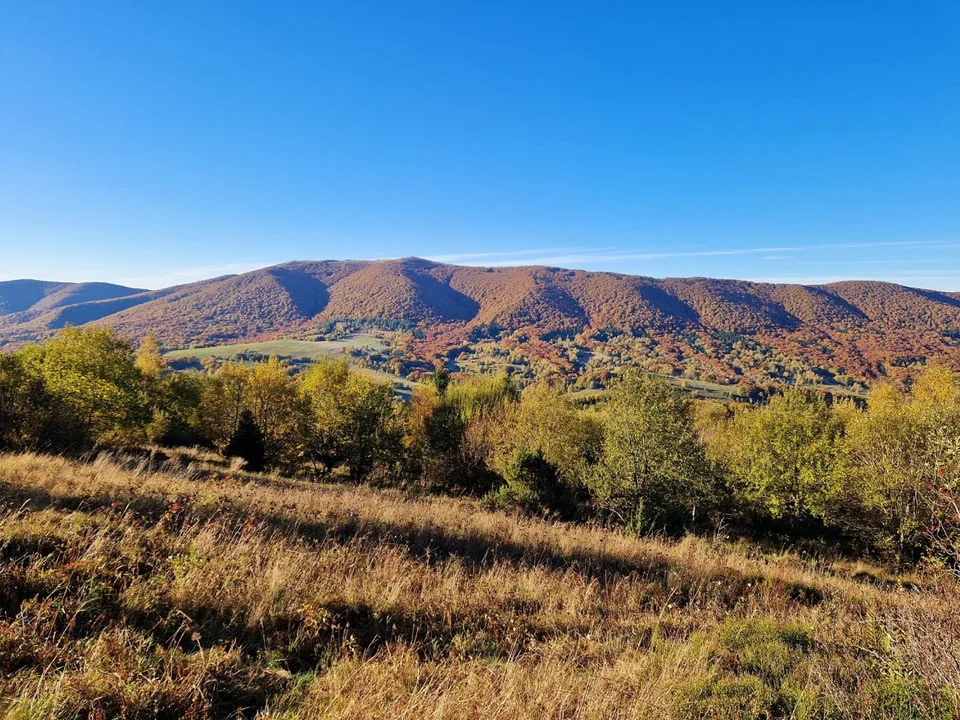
xmin=1 ymin=451 xmax=958 ymax=719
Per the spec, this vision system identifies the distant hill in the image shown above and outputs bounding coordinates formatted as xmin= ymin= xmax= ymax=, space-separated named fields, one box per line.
xmin=0 ymin=280 xmax=145 ymax=317
xmin=3 ymin=258 xmax=960 ymax=385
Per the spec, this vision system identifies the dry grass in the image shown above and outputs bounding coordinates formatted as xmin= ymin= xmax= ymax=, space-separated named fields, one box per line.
xmin=0 ymin=452 xmax=958 ymax=719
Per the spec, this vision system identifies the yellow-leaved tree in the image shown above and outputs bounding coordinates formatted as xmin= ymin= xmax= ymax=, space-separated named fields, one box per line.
xmin=41 ymin=326 xmax=149 ymax=445
xmin=832 ymin=367 xmax=960 ymax=563
xmin=299 ymin=357 xmax=402 ymax=481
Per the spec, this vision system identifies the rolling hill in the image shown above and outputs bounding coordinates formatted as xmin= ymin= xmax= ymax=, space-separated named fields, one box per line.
xmin=0 ymin=279 xmax=145 ymax=317
xmin=2 ymin=258 xmax=960 ymax=385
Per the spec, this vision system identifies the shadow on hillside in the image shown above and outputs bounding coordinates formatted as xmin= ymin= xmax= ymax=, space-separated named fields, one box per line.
xmin=0 ymin=478 xmax=824 ymax=607
xmin=912 ymin=287 xmax=960 ymax=309
xmin=270 ymin=266 xmax=330 ymax=317
xmin=140 ymin=597 xmax=572 ymax=672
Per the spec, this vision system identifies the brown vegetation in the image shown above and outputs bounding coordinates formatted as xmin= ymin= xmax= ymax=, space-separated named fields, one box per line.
xmin=3 ymin=259 xmax=960 ymax=386
xmin=1 ymin=451 xmax=958 ymax=718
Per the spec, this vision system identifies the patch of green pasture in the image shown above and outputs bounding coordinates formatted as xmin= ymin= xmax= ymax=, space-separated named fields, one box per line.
xmin=163 ymin=334 xmax=387 ymax=361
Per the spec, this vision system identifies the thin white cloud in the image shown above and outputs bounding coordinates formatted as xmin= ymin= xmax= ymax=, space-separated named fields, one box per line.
xmin=427 ymin=240 xmax=960 ymax=270
xmin=745 ymin=271 xmax=960 ymax=291
xmin=95 ymin=239 xmax=960 ymax=291
xmin=425 ymin=247 xmax=593 ymax=263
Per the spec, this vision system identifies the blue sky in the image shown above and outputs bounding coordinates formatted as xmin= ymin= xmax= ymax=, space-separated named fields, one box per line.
xmin=2 ymin=2 xmax=959 ymax=290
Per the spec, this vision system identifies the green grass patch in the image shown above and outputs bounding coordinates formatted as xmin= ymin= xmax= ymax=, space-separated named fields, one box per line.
xmin=163 ymin=334 xmax=388 ymax=362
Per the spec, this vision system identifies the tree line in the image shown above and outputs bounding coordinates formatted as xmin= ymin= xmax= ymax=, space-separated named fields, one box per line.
xmin=0 ymin=326 xmax=958 ymax=570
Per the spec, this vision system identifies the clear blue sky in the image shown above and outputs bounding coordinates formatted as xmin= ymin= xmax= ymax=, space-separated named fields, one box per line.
xmin=2 ymin=2 xmax=959 ymax=289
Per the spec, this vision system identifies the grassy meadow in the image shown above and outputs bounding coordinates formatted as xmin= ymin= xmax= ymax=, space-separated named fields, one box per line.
xmin=1 ymin=451 xmax=958 ymax=719
xmin=162 ymin=335 xmax=389 ymax=363
xmin=162 ymin=334 xmax=417 ymax=399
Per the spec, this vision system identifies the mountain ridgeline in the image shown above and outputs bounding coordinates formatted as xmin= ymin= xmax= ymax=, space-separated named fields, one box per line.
xmin=2 ymin=258 xmax=960 ymax=384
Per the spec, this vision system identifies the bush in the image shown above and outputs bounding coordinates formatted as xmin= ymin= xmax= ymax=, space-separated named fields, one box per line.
xmin=0 ymin=350 xmax=89 ymax=454
xmin=677 ymin=618 xmax=820 ymax=719
xmin=832 ymin=368 xmax=960 ymax=563
xmin=408 ymin=376 xmax=516 ymax=494
xmin=677 ymin=675 xmax=775 ymax=720
xmin=483 ymin=448 xmax=577 ymax=519
xmin=713 ymin=388 xmax=843 ymax=528
xmin=42 ymin=326 xmax=150 ymax=445
xmin=299 ymin=358 xmax=404 ymax=482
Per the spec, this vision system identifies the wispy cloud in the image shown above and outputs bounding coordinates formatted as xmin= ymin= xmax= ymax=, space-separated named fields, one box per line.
xmin=103 ymin=239 xmax=960 ymax=291
xmin=745 ymin=269 xmax=960 ymax=291
xmin=424 ymin=247 xmax=594 ymax=263
xmin=424 ymin=240 xmax=960 ymax=270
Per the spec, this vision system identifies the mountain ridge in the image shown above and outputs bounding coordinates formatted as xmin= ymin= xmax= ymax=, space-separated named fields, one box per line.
xmin=2 ymin=258 xmax=960 ymax=385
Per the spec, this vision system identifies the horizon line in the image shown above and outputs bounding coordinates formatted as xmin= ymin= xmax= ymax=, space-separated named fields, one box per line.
xmin=4 ymin=253 xmax=960 ymax=294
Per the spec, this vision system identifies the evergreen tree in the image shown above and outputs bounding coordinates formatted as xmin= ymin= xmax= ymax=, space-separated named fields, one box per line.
xmin=225 ymin=409 xmax=266 ymax=472
xmin=432 ymin=365 xmax=450 ymax=396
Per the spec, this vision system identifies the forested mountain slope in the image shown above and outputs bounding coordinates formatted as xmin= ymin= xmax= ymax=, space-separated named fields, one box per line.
xmin=0 ymin=279 xmax=144 ymax=317
xmin=3 ymin=258 xmax=960 ymax=384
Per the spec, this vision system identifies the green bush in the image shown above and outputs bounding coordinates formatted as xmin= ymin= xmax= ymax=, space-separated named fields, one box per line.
xmin=589 ymin=371 xmax=719 ymax=532
xmin=715 ymin=618 xmax=813 ymax=684
xmin=483 ymin=448 xmax=577 ymax=519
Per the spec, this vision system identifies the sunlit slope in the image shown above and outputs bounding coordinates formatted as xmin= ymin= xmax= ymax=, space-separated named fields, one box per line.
xmin=0 ymin=452 xmax=956 ymax=718
xmin=3 ymin=258 xmax=960 ymax=380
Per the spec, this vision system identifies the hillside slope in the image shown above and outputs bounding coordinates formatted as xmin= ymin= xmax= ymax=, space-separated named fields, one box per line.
xmin=0 ymin=452 xmax=956 ymax=718
xmin=2 ymin=258 xmax=960 ymax=383
xmin=0 ymin=280 xmax=144 ymax=318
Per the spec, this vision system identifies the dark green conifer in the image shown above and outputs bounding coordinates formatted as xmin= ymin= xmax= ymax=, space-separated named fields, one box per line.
xmin=225 ymin=409 xmax=266 ymax=472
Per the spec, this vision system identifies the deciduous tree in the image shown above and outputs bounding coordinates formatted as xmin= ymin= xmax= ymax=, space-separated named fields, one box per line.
xmin=590 ymin=371 xmax=715 ymax=532
xmin=41 ymin=327 xmax=149 ymax=445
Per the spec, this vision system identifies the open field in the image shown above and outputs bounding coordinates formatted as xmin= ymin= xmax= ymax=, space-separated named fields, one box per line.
xmin=662 ymin=375 xmax=868 ymax=402
xmin=571 ymin=375 xmax=745 ymax=402
xmin=356 ymin=368 xmax=417 ymax=400
xmin=163 ymin=335 xmax=389 ymax=362
xmin=163 ymin=334 xmax=417 ymax=400
xmin=0 ymin=451 xmax=958 ymax=719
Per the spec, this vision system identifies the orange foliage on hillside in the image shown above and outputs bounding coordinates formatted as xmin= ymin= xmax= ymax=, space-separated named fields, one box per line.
xmin=3 ymin=258 xmax=960 ymax=385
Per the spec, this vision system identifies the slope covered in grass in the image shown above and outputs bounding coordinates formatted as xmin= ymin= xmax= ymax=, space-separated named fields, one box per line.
xmin=0 ymin=452 xmax=958 ymax=719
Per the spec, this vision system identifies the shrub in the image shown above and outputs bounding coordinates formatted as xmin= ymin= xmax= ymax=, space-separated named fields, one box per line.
xmin=0 ymin=350 xmax=88 ymax=454
xmin=713 ymin=388 xmax=843 ymax=528
xmin=41 ymin=326 xmax=150 ymax=445
xmin=677 ymin=675 xmax=775 ymax=720
xmin=832 ymin=368 xmax=960 ymax=563
xmin=484 ymin=448 xmax=577 ymax=519
xmin=299 ymin=358 xmax=403 ymax=481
